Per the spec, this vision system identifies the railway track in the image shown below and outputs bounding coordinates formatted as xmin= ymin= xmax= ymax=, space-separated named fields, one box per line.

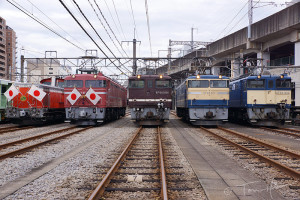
xmin=0 ymin=126 xmax=91 ymax=160
xmin=0 ymin=126 xmax=34 ymax=135
xmin=200 ymin=126 xmax=300 ymax=182
xmin=88 ymin=126 xmax=168 ymax=199
xmin=261 ymin=127 xmax=300 ymax=138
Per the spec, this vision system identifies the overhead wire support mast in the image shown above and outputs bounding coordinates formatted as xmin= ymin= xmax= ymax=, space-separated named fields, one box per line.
xmin=59 ymin=0 xmax=129 ymax=76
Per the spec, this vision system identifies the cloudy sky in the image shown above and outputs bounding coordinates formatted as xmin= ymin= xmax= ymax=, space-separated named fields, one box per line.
xmin=0 ymin=0 xmax=293 ymax=75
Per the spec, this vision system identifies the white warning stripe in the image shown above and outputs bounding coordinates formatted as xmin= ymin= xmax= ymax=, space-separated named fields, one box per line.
xmin=128 ymin=99 xmax=172 ymax=102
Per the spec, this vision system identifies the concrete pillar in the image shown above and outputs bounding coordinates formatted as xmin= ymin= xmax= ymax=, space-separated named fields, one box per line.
xmin=294 ymin=42 xmax=300 ymax=107
xmin=211 ymin=66 xmax=220 ymax=76
xmin=257 ymin=52 xmax=270 ymax=68
xmin=231 ymin=59 xmax=240 ymax=78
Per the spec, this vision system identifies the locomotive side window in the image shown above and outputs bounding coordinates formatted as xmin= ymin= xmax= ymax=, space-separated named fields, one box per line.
xmin=210 ymin=80 xmax=228 ymax=88
xmin=156 ymin=80 xmax=171 ymax=88
xmin=247 ymin=80 xmax=265 ymax=89
xmin=85 ymin=80 xmax=106 ymax=88
xmin=276 ymin=79 xmax=291 ymax=88
xmin=188 ymin=80 xmax=209 ymax=88
xmin=63 ymin=80 xmax=83 ymax=88
xmin=42 ymin=82 xmax=51 ymax=86
xmin=129 ymin=80 xmax=144 ymax=88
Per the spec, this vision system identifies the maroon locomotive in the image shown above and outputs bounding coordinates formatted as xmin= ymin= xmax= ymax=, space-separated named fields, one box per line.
xmin=63 ymin=72 xmax=127 ymax=125
xmin=128 ymin=74 xmax=172 ymax=125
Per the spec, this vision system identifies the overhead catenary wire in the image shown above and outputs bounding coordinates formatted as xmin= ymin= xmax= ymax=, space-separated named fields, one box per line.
xmin=223 ymin=0 xmax=261 ymax=37
xmin=87 ymin=0 xmax=125 ymax=57
xmin=71 ymin=0 xmax=132 ymax=74
xmin=59 ymin=0 xmax=129 ymax=76
xmin=144 ymin=0 xmax=153 ymax=56
xmin=26 ymin=0 xmax=89 ymax=51
xmin=214 ymin=0 xmax=248 ymax=41
xmin=111 ymin=0 xmax=127 ymax=41
xmin=7 ymin=0 xmax=86 ymax=52
xmin=92 ymin=0 xmax=131 ymax=58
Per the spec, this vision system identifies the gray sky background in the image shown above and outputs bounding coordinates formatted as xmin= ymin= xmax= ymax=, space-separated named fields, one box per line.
xmin=0 ymin=0 xmax=293 ymax=75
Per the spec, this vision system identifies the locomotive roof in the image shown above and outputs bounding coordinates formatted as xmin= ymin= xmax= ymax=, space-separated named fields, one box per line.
xmin=65 ymin=73 xmax=126 ymax=89
xmin=129 ymin=75 xmax=171 ymax=79
xmin=230 ymin=74 xmax=291 ymax=83
xmin=188 ymin=75 xmax=229 ymax=79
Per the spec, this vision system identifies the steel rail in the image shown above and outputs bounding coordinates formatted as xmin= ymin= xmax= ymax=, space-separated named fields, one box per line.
xmin=199 ymin=127 xmax=300 ymax=180
xmin=260 ymin=127 xmax=300 ymax=138
xmin=217 ymin=126 xmax=300 ymax=159
xmin=0 ymin=126 xmax=34 ymax=135
xmin=158 ymin=126 xmax=168 ymax=200
xmin=0 ymin=126 xmax=77 ymax=150
xmin=88 ymin=126 xmax=143 ymax=200
xmin=279 ymin=127 xmax=300 ymax=134
xmin=0 ymin=127 xmax=92 ymax=160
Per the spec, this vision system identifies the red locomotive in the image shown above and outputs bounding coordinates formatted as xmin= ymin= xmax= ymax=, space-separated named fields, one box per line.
xmin=63 ymin=72 xmax=127 ymax=125
xmin=128 ymin=74 xmax=172 ymax=125
xmin=5 ymin=77 xmax=65 ymax=125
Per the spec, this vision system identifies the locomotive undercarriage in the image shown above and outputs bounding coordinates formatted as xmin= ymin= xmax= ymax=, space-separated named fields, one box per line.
xmin=177 ymin=107 xmax=228 ymax=126
xmin=66 ymin=107 xmax=125 ymax=126
xmin=130 ymin=107 xmax=170 ymax=126
xmin=229 ymin=105 xmax=290 ymax=126
xmin=6 ymin=107 xmax=65 ymax=125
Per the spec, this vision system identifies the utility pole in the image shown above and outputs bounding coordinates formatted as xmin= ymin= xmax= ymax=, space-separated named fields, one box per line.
xmin=122 ymin=38 xmax=141 ymax=75
xmin=191 ymin=27 xmax=198 ymax=51
xmin=248 ymin=0 xmax=253 ymax=39
xmin=21 ymin=55 xmax=24 ymax=83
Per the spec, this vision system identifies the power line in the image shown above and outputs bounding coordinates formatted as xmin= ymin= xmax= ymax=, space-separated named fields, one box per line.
xmin=223 ymin=0 xmax=261 ymax=37
xmin=26 ymin=0 xmax=88 ymax=51
xmin=214 ymin=1 xmax=248 ymax=41
xmin=87 ymin=0 xmax=124 ymax=57
xmin=92 ymin=0 xmax=130 ymax=58
xmin=144 ymin=0 xmax=153 ymax=56
xmin=7 ymin=0 xmax=85 ymax=52
xmin=71 ymin=0 xmax=131 ymax=73
xmin=129 ymin=0 xmax=139 ymax=40
xmin=59 ymin=0 xmax=129 ymax=76
xmin=111 ymin=0 xmax=127 ymax=41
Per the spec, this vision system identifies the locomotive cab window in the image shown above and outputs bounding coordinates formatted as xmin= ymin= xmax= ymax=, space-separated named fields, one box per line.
xmin=129 ymin=80 xmax=144 ymax=88
xmin=210 ymin=80 xmax=228 ymax=88
xmin=85 ymin=80 xmax=106 ymax=88
xmin=188 ymin=80 xmax=209 ymax=88
xmin=63 ymin=80 xmax=83 ymax=88
xmin=276 ymin=79 xmax=291 ymax=88
xmin=247 ymin=80 xmax=265 ymax=89
xmin=156 ymin=80 xmax=171 ymax=88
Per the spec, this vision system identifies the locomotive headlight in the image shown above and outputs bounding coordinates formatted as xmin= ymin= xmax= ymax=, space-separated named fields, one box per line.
xmin=257 ymin=75 xmax=261 ymax=79
xmin=196 ymin=75 xmax=200 ymax=79
xmin=137 ymin=75 xmax=141 ymax=79
xmin=141 ymin=108 xmax=144 ymax=112
xmin=72 ymin=75 xmax=76 ymax=78
xmin=94 ymin=74 xmax=97 ymax=78
xmin=159 ymin=74 xmax=163 ymax=79
xmin=219 ymin=75 xmax=222 ymax=79
xmin=280 ymin=75 xmax=284 ymax=79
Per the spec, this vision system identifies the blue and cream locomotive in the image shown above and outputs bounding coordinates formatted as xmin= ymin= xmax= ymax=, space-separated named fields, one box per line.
xmin=229 ymin=74 xmax=291 ymax=126
xmin=176 ymin=75 xmax=230 ymax=125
